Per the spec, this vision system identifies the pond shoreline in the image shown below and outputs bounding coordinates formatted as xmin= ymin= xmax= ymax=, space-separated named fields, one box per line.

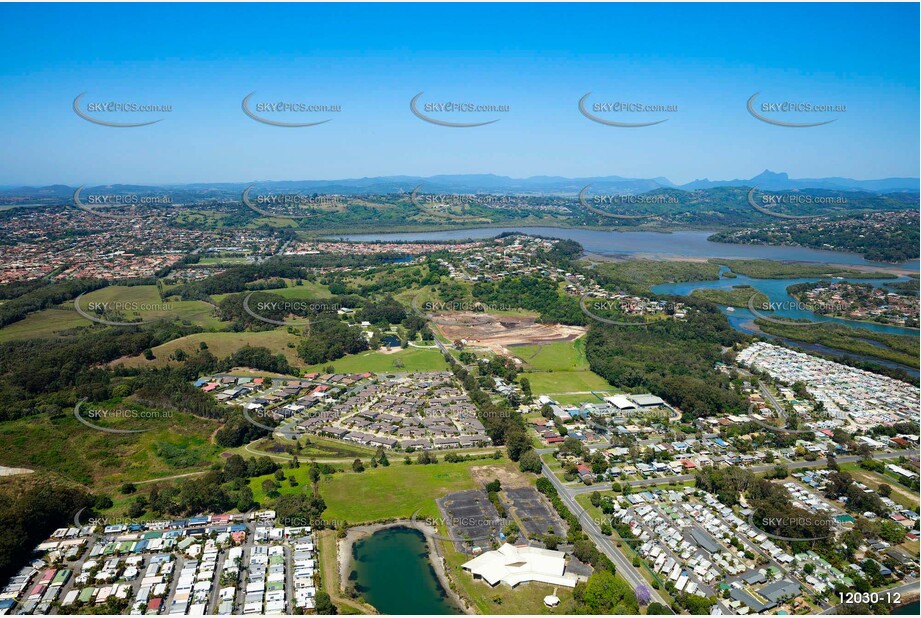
xmin=338 ymin=521 xmax=473 ymax=615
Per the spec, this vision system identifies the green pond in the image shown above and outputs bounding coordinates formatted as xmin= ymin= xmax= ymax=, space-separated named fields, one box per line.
xmin=350 ymin=526 xmax=458 ymax=614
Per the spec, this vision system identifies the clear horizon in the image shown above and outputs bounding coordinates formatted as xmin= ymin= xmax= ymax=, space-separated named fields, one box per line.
xmin=1 ymin=2 xmax=918 ymax=185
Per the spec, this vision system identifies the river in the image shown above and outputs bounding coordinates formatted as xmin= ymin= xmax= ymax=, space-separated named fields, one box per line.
xmin=330 ymin=227 xmax=919 ymax=270
xmin=349 ymin=527 xmax=457 ymax=614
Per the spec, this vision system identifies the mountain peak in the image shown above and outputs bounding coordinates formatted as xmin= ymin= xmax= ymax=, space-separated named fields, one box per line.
xmin=753 ymin=169 xmax=790 ymax=181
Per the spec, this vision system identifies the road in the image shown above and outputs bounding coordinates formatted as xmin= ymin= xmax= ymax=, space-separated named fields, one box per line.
xmin=541 ymin=462 xmax=667 ymax=606
xmin=759 ymin=382 xmax=786 ymax=419
xmin=569 ymin=449 xmax=920 ymax=495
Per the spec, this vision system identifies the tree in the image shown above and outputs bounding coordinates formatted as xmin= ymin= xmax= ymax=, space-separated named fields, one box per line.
xmin=518 ymin=449 xmax=542 ymax=474
xmin=315 ymin=591 xmax=337 ymax=615
xmin=878 ymin=483 xmax=892 ymax=498
xmin=581 ymin=570 xmax=638 ymax=614
xmin=520 ymin=377 xmax=532 ymax=400
xmin=352 ymin=459 xmax=365 ymax=473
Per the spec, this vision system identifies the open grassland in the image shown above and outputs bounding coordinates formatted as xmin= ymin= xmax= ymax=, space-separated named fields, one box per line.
xmin=517 ymin=342 xmax=616 ymax=400
xmin=83 ymin=285 xmax=223 ymax=328
xmin=251 ymin=459 xmax=515 ymax=522
xmin=210 ymin=279 xmax=331 ymax=304
xmin=524 ymin=369 xmax=614 ymax=397
xmin=512 ymin=338 xmax=588 ymax=372
xmin=114 ymin=329 xmax=303 ymax=368
xmin=302 ymin=346 xmax=448 ymax=374
xmin=0 ymin=284 xmax=220 ymax=342
xmin=0 ymin=306 xmax=88 ymax=342
xmin=839 ymin=463 xmax=920 ymax=510
xmin=0 ymin=406 xmax=220 ymax=488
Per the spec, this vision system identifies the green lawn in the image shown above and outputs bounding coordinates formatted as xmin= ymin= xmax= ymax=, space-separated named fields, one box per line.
xmin=524 ymin=370 xmax=614 ymax=396
xmin=114 ymin=329 xmax=303 ymax=368
xmin=251 ymin=458 xmax=505 ymax=522
xmin=302 ymin=347 xmax=448 ymax=374
xmin=511 ymin=338 xmax=589 ymax=372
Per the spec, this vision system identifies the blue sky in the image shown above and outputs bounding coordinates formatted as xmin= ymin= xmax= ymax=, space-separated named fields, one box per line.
xmin=0 ymin=2 xmax=917 ymax=185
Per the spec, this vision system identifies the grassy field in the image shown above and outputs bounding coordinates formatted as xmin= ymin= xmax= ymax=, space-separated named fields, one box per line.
xmin=83 ymin=285 xmax=223 ymax=327
xmin=524 ymin=370 xmax=614 ymax=397
xmin=0 ymin=404 xmax=221 ymax=488
xmin=512 ymin=338 xmax=614 ymax=403
xmin=211 ymin=279 xmax=331 ymax=304
xmin=839 ymin=463 xmax=920 ymax=510
xmin=511 ymin=338 xmax=589 ymax=372
xmin=226 ymin=436 xmax=375 ymax=463
xmin=302 ymin=346 xmax=448 ymax=374
xmin=0 ymin=306 xmax=89 ymax=342
xmin=115 ymin=329 xmax=303 ymax=368
xmin=250 ymin=458 xmax=507 ymax=522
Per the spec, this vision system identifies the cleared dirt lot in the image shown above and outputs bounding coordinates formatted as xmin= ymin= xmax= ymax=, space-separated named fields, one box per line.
xmin=431 ymin=311 xmax=587 ymax=356
xmin=470 ymin=464 xmax=533 ymax=489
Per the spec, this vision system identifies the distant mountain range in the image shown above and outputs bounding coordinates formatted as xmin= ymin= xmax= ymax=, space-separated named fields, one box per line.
xmin=1 ymin=170 xmax=918 ymax=199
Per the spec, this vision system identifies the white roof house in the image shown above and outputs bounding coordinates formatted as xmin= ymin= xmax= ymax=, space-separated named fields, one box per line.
xmin=462 ymin=544 xmax=578 ymax=588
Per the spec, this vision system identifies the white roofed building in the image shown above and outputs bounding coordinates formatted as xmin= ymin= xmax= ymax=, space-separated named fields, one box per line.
xmin=461 ymin=544 xmax=579 ymax=588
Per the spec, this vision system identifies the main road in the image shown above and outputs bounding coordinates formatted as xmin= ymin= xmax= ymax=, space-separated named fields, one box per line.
xmin=541 ymin=462 xmax=667 ymax=606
